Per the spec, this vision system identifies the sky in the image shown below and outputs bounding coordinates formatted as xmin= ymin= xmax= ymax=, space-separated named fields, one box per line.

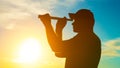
xmin=0 ymin=0 xmax=120 ymax=68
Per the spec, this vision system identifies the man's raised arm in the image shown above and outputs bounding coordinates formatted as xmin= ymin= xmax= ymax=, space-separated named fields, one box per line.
xmin=39 ymin=14 xmax=67 ymax=52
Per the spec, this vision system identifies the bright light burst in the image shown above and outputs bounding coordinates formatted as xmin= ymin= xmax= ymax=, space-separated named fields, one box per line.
xmin=14 ymin=38 xmax=43 ymax=64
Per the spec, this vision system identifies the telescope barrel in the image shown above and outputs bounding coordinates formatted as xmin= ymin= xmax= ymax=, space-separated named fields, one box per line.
xmin=38 ymin=15 xmax=73 ymax=21
xmin=51 ymin=16 xmax=73 ymax=21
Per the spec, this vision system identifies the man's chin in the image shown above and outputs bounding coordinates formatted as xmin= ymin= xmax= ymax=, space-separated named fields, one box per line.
xmin=73 ymin=29 xmax=79 ymax=33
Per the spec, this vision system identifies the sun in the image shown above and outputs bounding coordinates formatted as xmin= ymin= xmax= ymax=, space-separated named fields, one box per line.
xmin=14 ymin=38 xmax=43 ymax=64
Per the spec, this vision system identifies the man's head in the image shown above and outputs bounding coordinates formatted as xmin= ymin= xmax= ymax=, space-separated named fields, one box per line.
xmin=69 ymin=9 xmax=95 ymax=33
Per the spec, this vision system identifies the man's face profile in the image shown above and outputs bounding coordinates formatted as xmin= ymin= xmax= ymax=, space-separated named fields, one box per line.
xmin=72 ymin=16 xmax=87 ymax=33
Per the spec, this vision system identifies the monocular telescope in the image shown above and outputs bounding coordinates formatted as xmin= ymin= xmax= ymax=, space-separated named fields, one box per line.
xmin=38 ymin=13 xmax=74 ymax=21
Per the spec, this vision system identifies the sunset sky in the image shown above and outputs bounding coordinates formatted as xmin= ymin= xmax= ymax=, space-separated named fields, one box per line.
xmin=0 ymin=0 xmax=120 ymax=68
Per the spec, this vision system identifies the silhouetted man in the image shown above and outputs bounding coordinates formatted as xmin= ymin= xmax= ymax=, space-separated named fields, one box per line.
xmin=39 ymin=9 xmax=101 ymax=68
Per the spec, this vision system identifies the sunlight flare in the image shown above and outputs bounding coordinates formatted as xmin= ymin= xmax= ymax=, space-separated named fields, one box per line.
xmin=15 ymin=38 xmax=43 ymax=64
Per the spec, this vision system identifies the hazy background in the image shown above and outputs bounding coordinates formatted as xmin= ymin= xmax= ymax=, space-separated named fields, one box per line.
xmin=0 ymin=0 xmax=120 ymax=68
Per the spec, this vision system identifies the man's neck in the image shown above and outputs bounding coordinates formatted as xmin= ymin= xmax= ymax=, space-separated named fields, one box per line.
xmin=78 ymin=30 xmax=94 ymax=35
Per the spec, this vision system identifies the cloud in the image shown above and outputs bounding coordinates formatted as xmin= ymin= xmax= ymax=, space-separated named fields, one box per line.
xmin=0 ymin=0 xmax=84 ymax=15
xmin=0 ymin=0 xmax=84 ymax=30
xmin=102 ymin=38 xmax=120 ymax=57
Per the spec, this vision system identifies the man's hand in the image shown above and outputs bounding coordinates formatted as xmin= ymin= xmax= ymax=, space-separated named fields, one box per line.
xmin=39 ymin=14 xmax=51 ymax=27
xmin=56 ymin=17 xmax=67 ymax=30
xmin=56 ymin=17 xmax=67 ymax=40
